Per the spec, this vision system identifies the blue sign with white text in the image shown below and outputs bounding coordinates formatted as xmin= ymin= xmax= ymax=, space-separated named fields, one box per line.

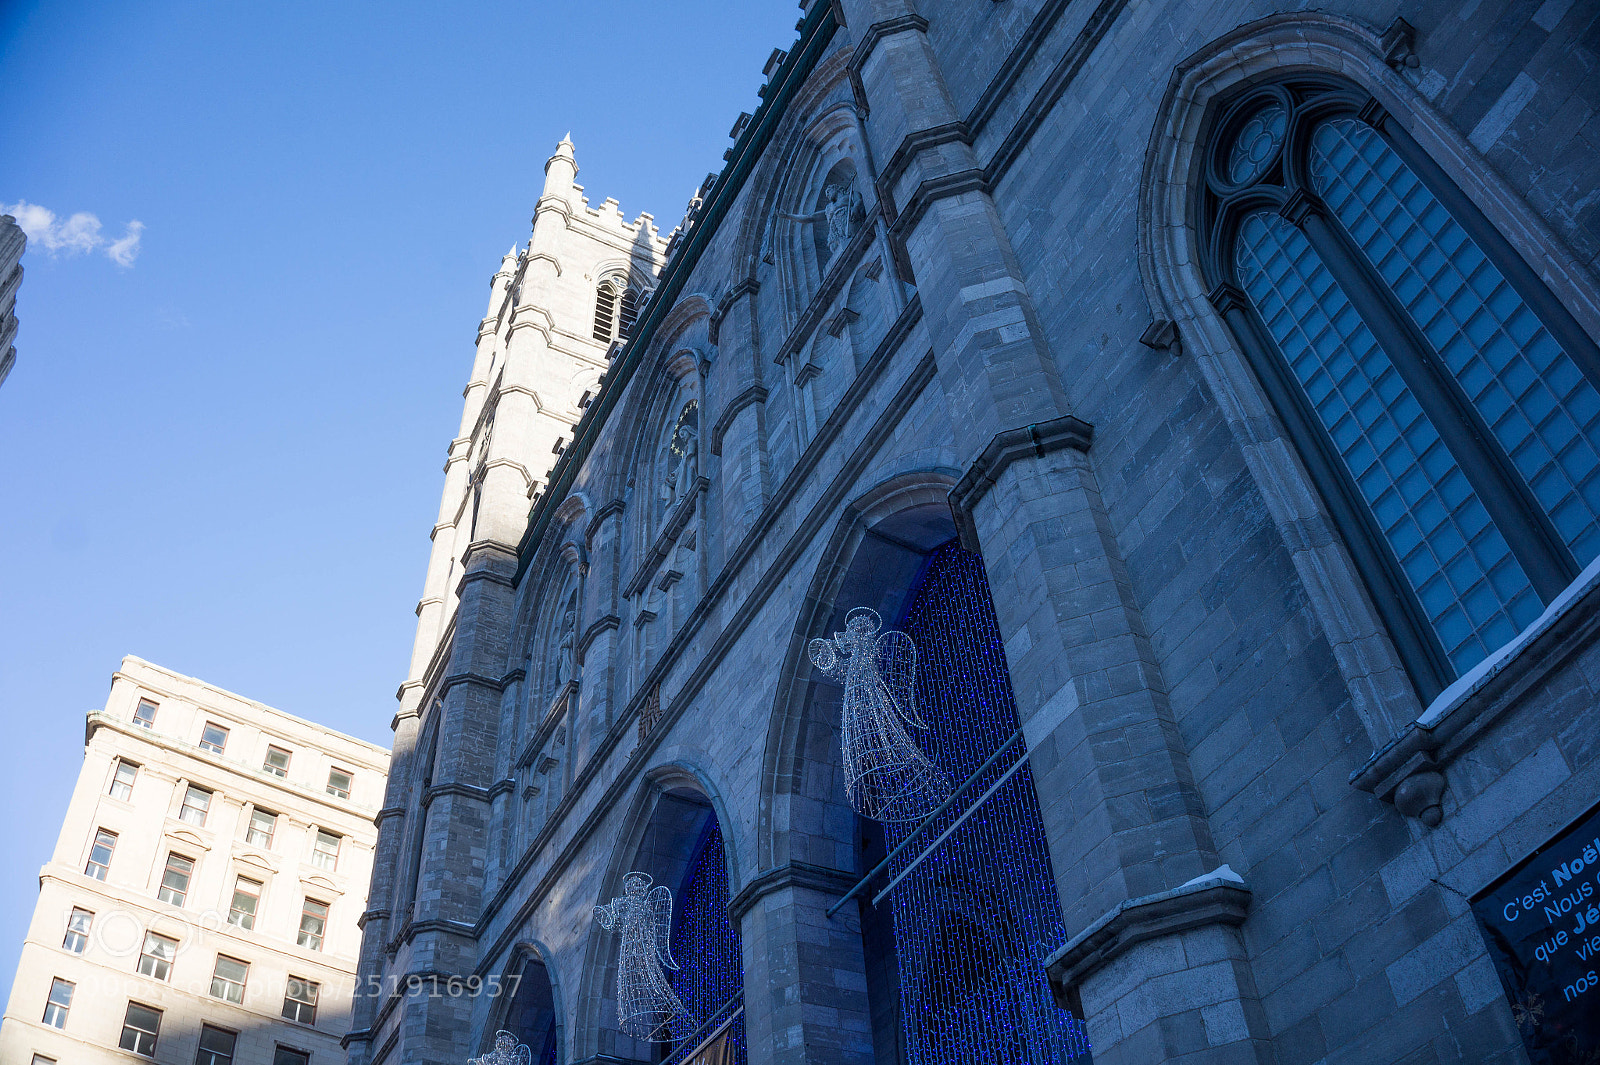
xmin=1472 ymin=801 xmax=1600 ymax=1064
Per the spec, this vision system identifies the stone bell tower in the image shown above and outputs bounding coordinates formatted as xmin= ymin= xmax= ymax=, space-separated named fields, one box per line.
xmin=347 ymin=137 xmax=669 ymax=1065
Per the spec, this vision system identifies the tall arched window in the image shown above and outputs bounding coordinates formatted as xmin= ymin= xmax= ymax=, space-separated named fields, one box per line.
xmin=595 ymin=276 xmax=643 ymax=343
xmin=1202 ymin=78 xmax=1600 ymax=701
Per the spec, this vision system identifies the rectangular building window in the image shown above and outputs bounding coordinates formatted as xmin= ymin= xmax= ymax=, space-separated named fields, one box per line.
xmin=85 ymin=828 xmax=116 ymax=880
xmin=158 ymin=853 xmax=194 ymax=907
xmin=42 ymin=977 xmax=72 ymax=1028
xmin=132 ymin=698 xmax=157 ymax=728
xmin=263 ymin=746 xmax=291 ymax=778
xmin=109 ymin=759 xmax=138 ymax=801
xmin=178 ymin=784 xmax=212 ymax=827
xmin=119 ymin=1001 xmax=162 ymax=1056
xmin=228 ymin=876 xmax=262 ymax=930
xmin=210 ymin=955 xmax=249 ymax=1003
xmin=297 ymin=898 xmax=328 ymax=951
xmin=199 ymin=722 xmax=229 ymax=754
xmin=31 ymin=1055 xmax=57 ymax=1065
xmin=137 ymin=931 xmax=177 ymax=981
xmin=196 ymin=1024 xmax=237 ymax=1065
xmin=311 ymin=829 xmax=340 ymax=871
xmin=62 ymin=908 xmax=92 ymax=954
xmin=327 ymin=767 xmax=352 ymax=799
xmin=273 ymin=1048 xmax=311 ymax=1065
xmin=281 ymin=976 xmax=318 ymax=1025
xmin=246 ymin=808 xmax=277 ymax=847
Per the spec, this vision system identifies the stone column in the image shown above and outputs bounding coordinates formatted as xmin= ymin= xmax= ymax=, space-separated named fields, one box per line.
xmin=842 ymin=3 xmax=1272 ymax=1060
xmin=734 ymin=875 xmax=872 ymax=1065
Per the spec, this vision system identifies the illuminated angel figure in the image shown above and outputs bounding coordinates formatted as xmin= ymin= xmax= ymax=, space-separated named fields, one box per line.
xmin=468 ymin=1031 xmax=530 ymax=1065
xmin=809 ymin=606 xmax=951 ymax=822
xmin=593 ymin=871 xmax=691 ymax=1042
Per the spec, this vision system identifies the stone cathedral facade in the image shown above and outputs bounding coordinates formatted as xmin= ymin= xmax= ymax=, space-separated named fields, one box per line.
xmin=349 ymin=2 xmax=1600 ymax=1064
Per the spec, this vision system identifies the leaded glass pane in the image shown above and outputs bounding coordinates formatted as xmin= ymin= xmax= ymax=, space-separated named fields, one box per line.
xmin=1311 ymin=117 xmax=1600 ymax=565
xmin=1227 ymin=103 xmax=1287 ymax=185
xmin=1236 ymin=210 xmax=1541 ymax=671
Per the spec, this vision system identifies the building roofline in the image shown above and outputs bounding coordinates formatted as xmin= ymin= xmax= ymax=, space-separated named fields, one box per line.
xmin=511 ymin=1 xmax=840 ymax=585
xmin=116 ymin=655 xmax=393 ymax=760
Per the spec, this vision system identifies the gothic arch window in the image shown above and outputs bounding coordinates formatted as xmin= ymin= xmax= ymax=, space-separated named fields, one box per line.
xmin=1202 ymin=77 xmax=1600 ymax=701
xmin=595 ymin=275 xmax=643 ymax=344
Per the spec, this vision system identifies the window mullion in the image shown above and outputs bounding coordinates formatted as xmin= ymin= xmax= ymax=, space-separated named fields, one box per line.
xmin=1285 ymin=190 xmax=1579 ymax=602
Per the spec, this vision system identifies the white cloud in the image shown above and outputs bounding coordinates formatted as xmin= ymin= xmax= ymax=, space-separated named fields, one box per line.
xmin=3 ymin=201 xmax=144 ymax=266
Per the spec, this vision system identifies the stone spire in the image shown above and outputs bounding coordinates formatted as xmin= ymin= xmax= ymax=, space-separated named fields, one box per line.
xmin=543 ymin=133 xmax=579 ymax=200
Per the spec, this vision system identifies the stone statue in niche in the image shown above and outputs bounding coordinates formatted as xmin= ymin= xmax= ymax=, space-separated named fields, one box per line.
xmin=784 ymin=175 xmax=865 ymax=265
xmin=657 ymin=401 xmax=700 ymax=517
xmin=553 ymin=607 xmax=575 ymax=691
xmin=593 ymin=872 xmax=691 ymax=1041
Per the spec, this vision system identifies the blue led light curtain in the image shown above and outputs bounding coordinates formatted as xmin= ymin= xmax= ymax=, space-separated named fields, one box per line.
xmin=884 ymin=541 xmax=1089 ymax=1063
xmin=665 ymin=819 xmax=746 ymax=1064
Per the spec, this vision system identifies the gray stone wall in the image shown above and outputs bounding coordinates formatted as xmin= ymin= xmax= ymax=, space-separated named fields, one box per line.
xmin=353 ymin=2 xmax=1600 ymax=1063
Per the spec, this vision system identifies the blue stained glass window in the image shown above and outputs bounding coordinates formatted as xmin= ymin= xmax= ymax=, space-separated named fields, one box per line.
xmin=665 ymin=820 xmax=745 ymax=1064
xmin=1311 ymin=117 xmax=1600 ymax=565
xmin=882 ymin=542 xmax=1089 ymax=1064
xmin=1236 ymin=210 xmax=1541 ymax=671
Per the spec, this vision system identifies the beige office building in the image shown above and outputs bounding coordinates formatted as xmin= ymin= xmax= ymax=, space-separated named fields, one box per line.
xmin=0 ymin=657 xmax=388 ymax=1065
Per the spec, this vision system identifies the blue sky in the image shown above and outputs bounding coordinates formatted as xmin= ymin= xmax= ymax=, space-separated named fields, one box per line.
xmin=0 ymin=0 xmax=799 ymax=998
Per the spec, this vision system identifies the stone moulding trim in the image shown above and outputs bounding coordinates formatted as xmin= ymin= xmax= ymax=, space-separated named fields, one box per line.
xmin=1043 ymin=876 xmax=1253 ymax=1006
xmin=585 ymin=498 xmax=625 ymax=545
xmin=421 ymin=780 xmax=495 ymax=809
xmin=578 ymin=614 xmax=621 ymax=656
xmin=471 ymin=348 xmax=937 ymax=967
xmin=374 ymin=806 xmax=407 ymax=828
xmin=1351 ymin=565 xmax=1600 ymax=823
xmin=887 ymin=169 xmax=991 ymax=248
xmin=709 ymin=385 xmax=769 ymax=456
xmin=358 ymin=907 xmax=391 ymax=930
xmin=707 ymin=278 xmax=759 ymax=345
xmin=622 ymin=476 xmax=710 ymax=599
xmin=770 ymin=218 xmax=881 ymax=367
xmin=948 ymin=416 xmax=1095 ymax=551
xmin=846 ymin=13 xmax=929 ymax=76
xmin=439 ymin=669 xmax=505 ymax=698
xmin=726 ymin=861 xmax=857 ymax=921
xmin=878 ymin=122 xmax=974 ymax=214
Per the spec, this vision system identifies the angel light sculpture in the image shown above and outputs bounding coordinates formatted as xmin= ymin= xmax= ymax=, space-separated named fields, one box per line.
xmin=467 ymin=1031 xmax=530 ymax=1065
xmin=809 ymin=606 xmax=951 ymax=822
xmin=593 ymin=871 xmax=692 ymax=1042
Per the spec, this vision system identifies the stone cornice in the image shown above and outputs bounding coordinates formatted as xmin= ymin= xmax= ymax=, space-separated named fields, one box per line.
xmin=887 ymin=168 xmax=991 ymax=247
xmin=1351 ymin=562 xmax=1600 ymax=824
xmin=708 ymin=278 xmax=760 ymax=345
xmin=709 ymin=385 xmax=770 ymax=456
xmin=948 ymin=415 xmax=1095 ymax=550
xmin=586 ymin=498 xmax=625 ymax=545
xmin=847 ymin=13 xmax=929 ymax=76
xmin=1044 ymin=875 xmax=1253 ymax=1005
xmin=878 ymin=121 xmax=973 ymax=214
xmin=727 ymin=861 xmax=857 ymax=920
xmin=578 ymin=614 xmax=621 ymax=656
xmin=525 ymin=250 xmax=562 ymax=276
xmin=438 ymin=669 xmax=505 ymax=699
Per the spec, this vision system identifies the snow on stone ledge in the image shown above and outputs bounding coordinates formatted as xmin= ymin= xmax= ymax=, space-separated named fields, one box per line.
xmin=1417 ymin=553 xmax=1600 ymax=728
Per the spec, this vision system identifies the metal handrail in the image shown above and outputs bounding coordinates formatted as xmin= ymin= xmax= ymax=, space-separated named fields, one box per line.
xmin=825 ymin=728 xmax=1024 ymax=918
xmin=663 ymin=995 xmax=743 ymax=1065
